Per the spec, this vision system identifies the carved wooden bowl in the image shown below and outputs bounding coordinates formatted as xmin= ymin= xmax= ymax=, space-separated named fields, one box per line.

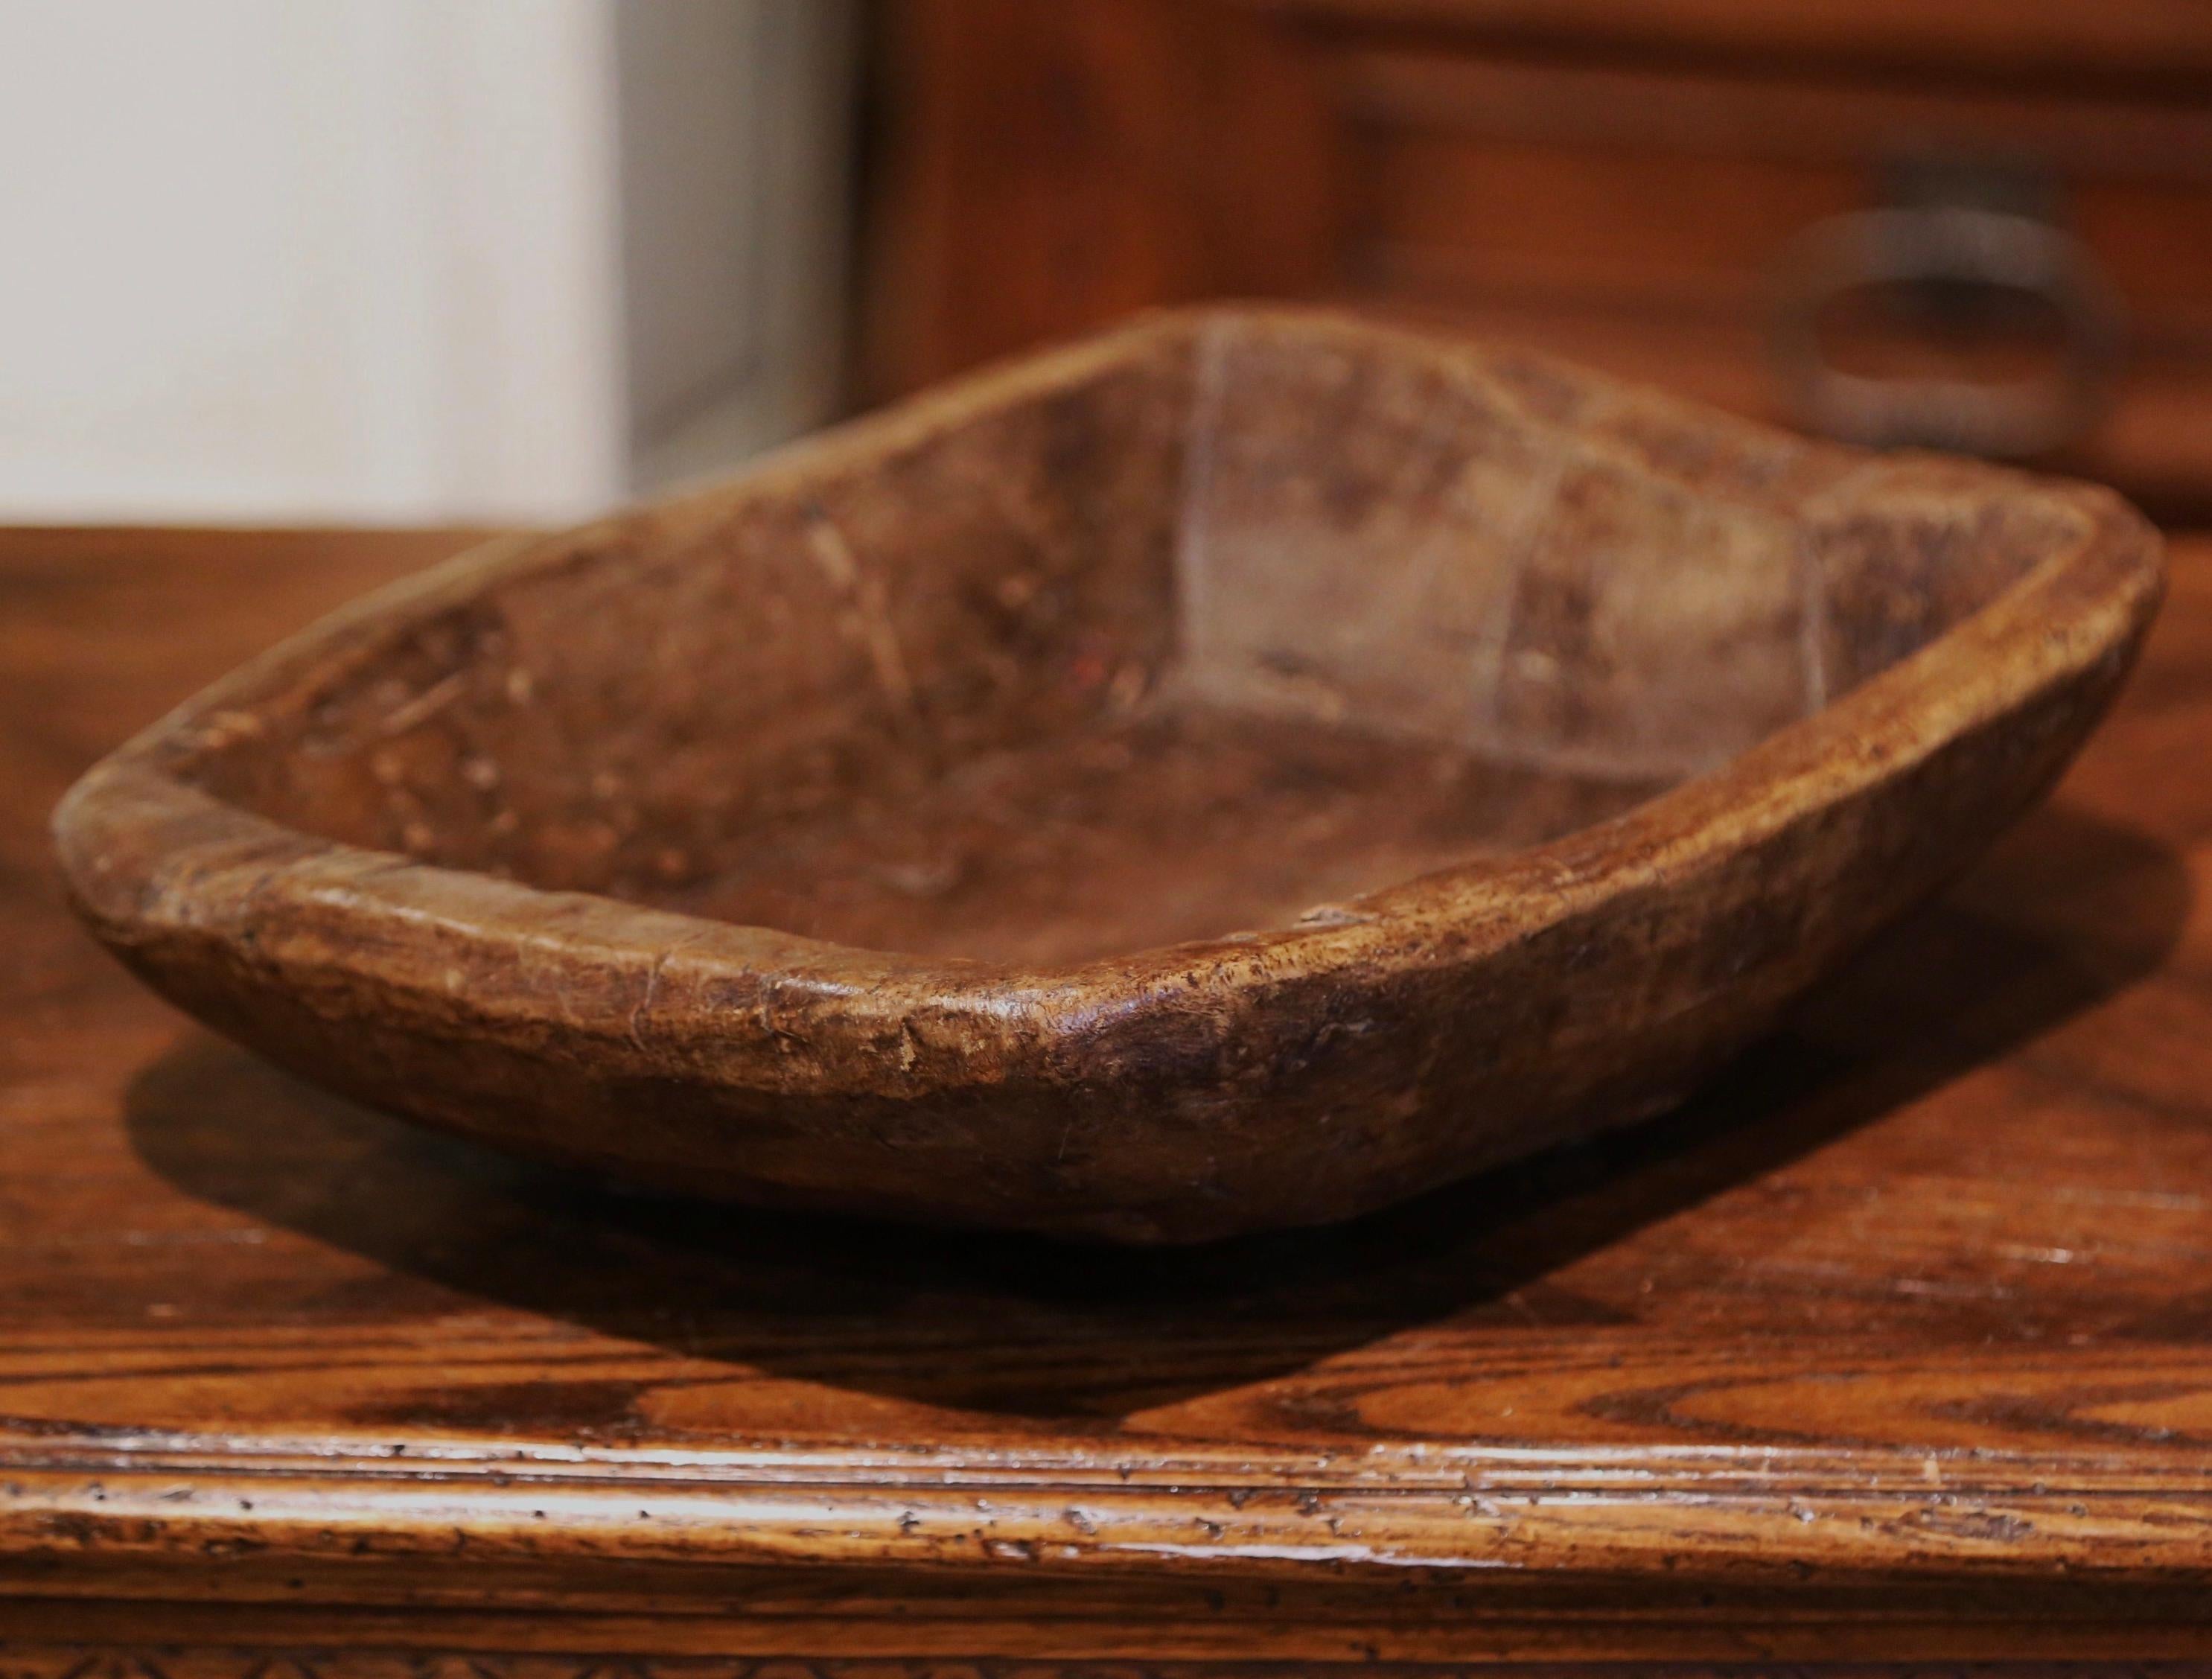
xmin=54 ymin=308 xmax=2162 ymax=1242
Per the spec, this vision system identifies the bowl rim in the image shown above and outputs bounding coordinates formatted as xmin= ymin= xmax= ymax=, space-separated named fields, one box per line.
xmin=52 ymin=305 xmax=2166 ymax=1088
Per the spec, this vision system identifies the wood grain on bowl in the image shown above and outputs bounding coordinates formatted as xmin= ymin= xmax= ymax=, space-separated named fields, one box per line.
xmin=49 ymin=308 xmax=2162 ymax=1240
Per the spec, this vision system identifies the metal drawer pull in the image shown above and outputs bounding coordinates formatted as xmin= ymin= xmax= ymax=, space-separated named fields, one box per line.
xmin=1771 ymin=186 xmax=2123 ymax=459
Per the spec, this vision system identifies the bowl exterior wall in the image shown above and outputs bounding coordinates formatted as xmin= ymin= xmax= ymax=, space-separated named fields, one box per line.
xmin=51 ymin=310 xmax=2165 ymax=1241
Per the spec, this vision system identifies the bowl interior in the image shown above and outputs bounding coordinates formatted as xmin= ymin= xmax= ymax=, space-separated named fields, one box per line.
xmin=179 ymin=315 xmax=2077 ymax=966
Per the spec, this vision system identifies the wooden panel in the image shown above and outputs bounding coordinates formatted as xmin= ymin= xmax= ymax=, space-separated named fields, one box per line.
xmin=861 ymin=1 xmax=2212 ymax=516
xmin=1326 ymin=51 xmax=2212 ymax=509
xmin=1236 ymin=0 xmax=2212 ymax=86
xmin=1343 ymin=54 xmax=2212 ymax=318
xmin=861 ymin=0 xmax=1341 ymax=398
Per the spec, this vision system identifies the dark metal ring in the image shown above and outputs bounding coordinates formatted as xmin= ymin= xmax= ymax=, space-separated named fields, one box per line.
xmin=1770 ymin=206 xmax=2125 ymax=459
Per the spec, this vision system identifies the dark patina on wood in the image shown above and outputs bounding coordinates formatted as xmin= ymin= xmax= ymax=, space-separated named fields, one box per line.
xmin=50 ymin=308 xmax=2162 ymax=1240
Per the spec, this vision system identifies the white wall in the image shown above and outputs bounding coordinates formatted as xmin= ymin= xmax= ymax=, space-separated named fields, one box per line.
xmin=0 ymin=0 xmax=854 ymax=524
xmin=615 ymin=0 xmax=858 ymax=491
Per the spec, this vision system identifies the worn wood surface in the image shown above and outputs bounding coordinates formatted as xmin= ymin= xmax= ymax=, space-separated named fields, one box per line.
xmin=45 ymin=311 xmax=2164 ymax=1243
xmin=3 ymin=522 xmax=2211 ymax=1665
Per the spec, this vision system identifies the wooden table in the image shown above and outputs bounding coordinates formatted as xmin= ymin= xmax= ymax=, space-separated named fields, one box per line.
xmin=3 ymin=526 xmax=2211 ymax=1675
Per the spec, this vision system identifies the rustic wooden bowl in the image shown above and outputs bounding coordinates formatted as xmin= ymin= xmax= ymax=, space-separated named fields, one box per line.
xmin=54 ymin=308 xmax=2162 ymax=1243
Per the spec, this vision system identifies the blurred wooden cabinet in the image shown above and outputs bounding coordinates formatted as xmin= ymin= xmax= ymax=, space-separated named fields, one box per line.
xmin=862 ymin=0 xmax=2212 ymax=517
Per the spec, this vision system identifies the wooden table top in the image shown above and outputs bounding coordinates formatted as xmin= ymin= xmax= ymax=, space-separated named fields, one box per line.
xmin=3 ymin=526 xmax=2211 ymax=1670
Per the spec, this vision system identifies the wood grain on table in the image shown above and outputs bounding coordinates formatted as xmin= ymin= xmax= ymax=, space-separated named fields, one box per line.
xmin=2 ymin=526 xmax=2211 ymax=1668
